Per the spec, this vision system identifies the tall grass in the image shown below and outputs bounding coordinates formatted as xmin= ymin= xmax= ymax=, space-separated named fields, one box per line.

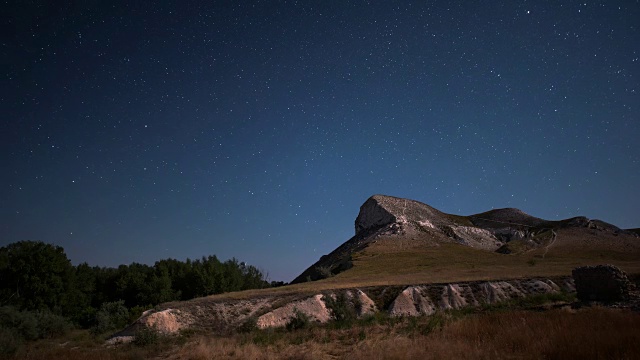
xmin=174 ymin=306 xmax=639 ymax=360
xmin=11 ymin=307 xmax=639 ymax=359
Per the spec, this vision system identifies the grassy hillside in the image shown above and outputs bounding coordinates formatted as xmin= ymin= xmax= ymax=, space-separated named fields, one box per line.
xmin=187 ymin=226 xmax=640 ymax=303
xmin=323 ymin=233 xmax=639 ymax=288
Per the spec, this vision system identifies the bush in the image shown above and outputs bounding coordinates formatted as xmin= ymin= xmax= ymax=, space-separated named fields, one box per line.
xmin=133 ymin=326 xmax=160 ymax=346
xmin=91 ymin=300 xmax=130 ymax=335
xmin=0 ymin=306 xmax=39 ymax=341
xmin=315 ymin=266 xmax=333 ymax=279
xmin=238 ymin=317 xmax=258 ymax=333
xmin=286 ymin=309 xmax=310 ymax=331
xmin=34 ymin=311 xmax=72 ymax=338
xmin=323 ymin=292 xmax=358 ymax=327
xmin=0 ymin=306 xmax=72 ymax=356
xmin=0 ymin=327 xmax=22 ymax=356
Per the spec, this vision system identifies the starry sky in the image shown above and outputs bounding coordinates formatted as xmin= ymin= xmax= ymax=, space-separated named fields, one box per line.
xmin=2 ymin=1 xmax=639 ymax=281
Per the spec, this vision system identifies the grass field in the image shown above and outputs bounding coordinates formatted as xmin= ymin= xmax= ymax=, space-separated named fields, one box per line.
xmin=11 ymin=305 xmax=640 ymax=360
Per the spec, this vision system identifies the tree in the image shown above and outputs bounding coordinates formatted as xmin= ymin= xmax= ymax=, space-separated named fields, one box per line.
xmin=0 ymin=241 xmax=75 ymax=314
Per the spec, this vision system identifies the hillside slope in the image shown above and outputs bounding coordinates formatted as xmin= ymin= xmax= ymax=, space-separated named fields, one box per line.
xmin=292 ymin=195 xmax=639 ymax=284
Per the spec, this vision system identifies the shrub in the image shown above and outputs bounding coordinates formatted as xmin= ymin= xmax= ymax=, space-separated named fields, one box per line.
xmin=323 ymin=292 xmax=357 ymax=327
xmin=0 ymin=327 xmax=23 ymax=356
xmin=238 ymin=317 xmax=258 ymax=333
xmin=90 ymin=300 xmax=130 ymax=335
xmin=0 ymin=306 xmax=73 ymax=356
xmin=0 ymin=306 xmax=39 ymax=341
xmin=133 ymin=326 xmax=160 ymax=346
xmin=286 ymin=309 xmax=310 ymax=331
xmin=315 ymin=266 xmax=333 ymax=279
xmin=34 ymin=310 xmax=72 ymax=338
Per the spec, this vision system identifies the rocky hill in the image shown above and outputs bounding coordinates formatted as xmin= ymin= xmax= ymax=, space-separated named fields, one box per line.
xmin=108 ymin=194 xmax=639 ymax=342
xmin=292 ymin=194 xmax=638 ymax=283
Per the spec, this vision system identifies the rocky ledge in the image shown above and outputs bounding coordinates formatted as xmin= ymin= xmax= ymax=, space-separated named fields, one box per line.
xmin=111 ymin=276 xmax=575 ymax=341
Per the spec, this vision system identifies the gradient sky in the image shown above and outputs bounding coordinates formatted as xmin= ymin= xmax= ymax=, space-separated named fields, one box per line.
xmin=3 ymin=1 xmax=639 ymax=281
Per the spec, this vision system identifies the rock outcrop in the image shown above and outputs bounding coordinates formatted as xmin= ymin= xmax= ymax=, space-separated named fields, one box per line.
xmin=354 ymin=195 xmax=447 ymax=235
xmin=108 ymin=308 xmax=195 ymax=344
xmin=388 ymin=286 xmax=436 ymax=317
xmin=113 ymin=277 xmax=571 ymax=339
xmin=256 ymin=294 xmax=331 ymax=329
xmin=572 ymin=265 xmax=632 ymax=302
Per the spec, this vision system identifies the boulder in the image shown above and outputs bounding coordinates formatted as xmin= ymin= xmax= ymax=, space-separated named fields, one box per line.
xmin=572 ymin=265 xmax=631 ymax=302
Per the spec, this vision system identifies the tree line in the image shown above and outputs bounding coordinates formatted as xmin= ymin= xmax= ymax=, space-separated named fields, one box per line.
xmin=0 ymin=240 xmax=277 ymax=329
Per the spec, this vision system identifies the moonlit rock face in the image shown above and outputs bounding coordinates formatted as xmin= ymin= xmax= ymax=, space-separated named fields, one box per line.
xmin=440 ymin=284 xmax=472 ymax=310
xmin=355 ymin=196 xmax=398 ymax=234
xmin=256 ymin=294 xmax=331 ymax=328
xmin=140 ymin=309 xmax=193 ymax=334
xmin=450 ymin=226 xmax=502 ymax=250
xmin=418 ymin=219 xmax=436 ymax=229
xmin=354 ymin=195 xmax=445 ymax=235
xmin=389 ymin=286 xmax=436 ymax=317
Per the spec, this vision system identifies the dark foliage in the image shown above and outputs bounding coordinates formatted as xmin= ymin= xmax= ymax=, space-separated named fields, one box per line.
xmin=322 ymin=292 xmax=359 ymax=327
xmin=286 ymin=309 xmax=311 ymax=331
xmin=133 ymin=326 xmax=161 ymax=346
xmin=0 ymin=241 xmax=271 ymax=333
xmin=90 ymin=300 xmax=130 ymax=335
xmin=0 ymin=306 xmax=72 ymax=355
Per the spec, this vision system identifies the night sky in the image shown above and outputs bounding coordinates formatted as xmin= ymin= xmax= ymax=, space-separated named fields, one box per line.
xmin=3 ymin=1 xmax=639 ymax=281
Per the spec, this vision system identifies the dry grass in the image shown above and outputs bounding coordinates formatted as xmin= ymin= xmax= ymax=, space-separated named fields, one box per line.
xmin=166 ymin=306 xmax=640 ymax=360
xmin=316 ymin=238 xmax=640 ymax=289
xmin=190 ymin=227 xmax=640 ymax=302
xmin=11 ymin=307 xmax=640 ymax=360
xmin=5 ymin=330 xmax=179 ymax=360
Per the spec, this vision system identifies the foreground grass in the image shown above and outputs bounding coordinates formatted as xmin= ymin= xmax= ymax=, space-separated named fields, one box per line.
xmin=12 ymin=306 xmax=639 ymax=360
xmin=173 ymin=306 xmax=640 ymax=360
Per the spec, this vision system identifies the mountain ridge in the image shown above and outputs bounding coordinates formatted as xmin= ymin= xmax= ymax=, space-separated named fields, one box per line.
xmin=292 ymin=194 xmax=637 ymax=284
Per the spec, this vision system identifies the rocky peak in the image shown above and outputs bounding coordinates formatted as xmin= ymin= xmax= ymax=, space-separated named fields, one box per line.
xmin=354 ymin=195 xmax=447 ymax=235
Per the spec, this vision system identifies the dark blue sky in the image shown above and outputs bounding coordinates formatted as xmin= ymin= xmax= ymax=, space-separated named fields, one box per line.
xmin=3 ymin=1 xmax=639 ymax=281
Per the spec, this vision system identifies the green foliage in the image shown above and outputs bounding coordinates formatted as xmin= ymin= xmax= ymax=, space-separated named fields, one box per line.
xmin=249 ymin=328 xmax=288 ymax=346
xmin=0 ymin=306 xmax=73 ymax=356
xmin=0 ymin=326 xmax=22 ymax=356
xmin=133 ymin=326 xmax=161 ymax=346
xmin=0 ymin=239 xmax=270 ymax=352
xmin=477 ymin=291 xmax=576 ymax=313
xmin=315 ymin=266 xmax=334 ymax=279
xmin=515 ymin=291 xmax=576 ymax=307
xmin=357 ymin=311 xmax=401 ymax=327
xmin=90 ymin=300 xmax=130 ymax=335
xmin=286 ymin=309 xmax=311 ymax=331
xmin=237 ymin=317 xmax=258 ymax=333
xmin=323 ymin=292 xmax=358 ymax=327
xmin=33 ymin=310 xmax=72 ymax=338
xmin=0 ymin=241 xmax=269 ymax=333
xmin=0 ymin=241 xmax=75 ymax=314
xmin=399 ymin=312 xmax=448 ymax=337
xmin=0 ymin=306 xmax=39 ymax=341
